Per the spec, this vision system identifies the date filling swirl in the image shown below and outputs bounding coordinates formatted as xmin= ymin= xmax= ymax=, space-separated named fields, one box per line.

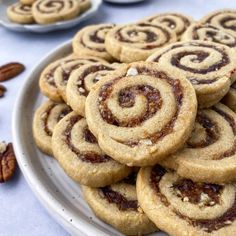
xmin=98 ymin=66 xmax=183 ymax=145
xmin=63 ymin=114 xmax=110 ymax=163
xmin=35 ymin=0 xmax=75 ymax=13
xmin=189 ymin=24 xmax=236 ymax=48
xmin=12 ymin=4 xmax=32 ymax=15
xmin=115 ymin=23 xmax=174 ymax=50
xmin=151 ymin=165 xmax=236 ymax=233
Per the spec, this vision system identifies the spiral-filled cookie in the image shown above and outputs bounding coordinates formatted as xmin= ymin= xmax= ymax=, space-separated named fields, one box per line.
xmin=33 ymin=100 xmax=71 ymax=156
xmin=85 ymin=62 xmax=197 ymax=166
xmin=105 ymin=23 xmax=177 ymax=63
xmin=222 ymin=82 xmax=236 ymax=112
xmin=147 ymin=40 xmax=236 ymax=108
xmin=32 ymin=0 xmax=80 ymax=24
xmin=66 ymin=62 xmax=119 ymax=116
xmin=39 ymin=54 xmax=75 ymax=102
xmin=137 ymin=165 xmax=236 ymax=236
xmin=54 ymin=56 xmax=106 ymax=101
xmin=73 ymin=24 xmax=115 ymax=62
xmin=201 ymin=9 xmax=236 ymax=37
xmin=182 ymin=23 xmax=236 ymax=48
xmin=82 ymin=172 xmax=157 ymax=235
xmin=142 ymin=12 xmax=193 ymax=39
xmin=52 ymin=112 xmax=131 ymax=187
xmin=7 ymin=2 xmax=34 ymax=24
xmin=78 ymin=0 xmax=91 ymax=13
xmin=161 ymin=103 xmax=236 ymax=184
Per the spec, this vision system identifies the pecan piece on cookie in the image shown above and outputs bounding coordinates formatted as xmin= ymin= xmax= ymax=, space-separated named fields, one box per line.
xmin=0 ymin=142 xmax=17 ymax=183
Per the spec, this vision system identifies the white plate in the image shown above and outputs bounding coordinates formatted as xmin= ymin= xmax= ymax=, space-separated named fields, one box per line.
xmin=12 ymin=40 xmax=166 ymax=236
xmin=0 ymin=0 xmax=101 ymax=33
xmin=104 ymin=0 xmax=145 ymax=3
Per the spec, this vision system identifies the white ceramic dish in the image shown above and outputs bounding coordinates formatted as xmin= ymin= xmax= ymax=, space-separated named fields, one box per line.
xmin=0 ymin=0 xmax=101 ymax=33
xmin=12 ymin=40 xmax=166 ymax=236
xmin=104 ymin=0 xmax=145 ymax=3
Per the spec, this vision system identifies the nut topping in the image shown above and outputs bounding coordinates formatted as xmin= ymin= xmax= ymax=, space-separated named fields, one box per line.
xmin=0 ymin=143 xmax=17 ymax=183
xmin=0 ymin=84 xmax=6 ymax=98
xmin=0 ymin=62 xmax=25 ymax=82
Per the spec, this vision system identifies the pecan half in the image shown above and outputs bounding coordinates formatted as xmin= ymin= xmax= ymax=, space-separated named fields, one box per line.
xmin=0 ymin=62 xmax=25 ymax=82
xmin=0 ymin=142 xmax=17 ymax=183
xmin=0 ymin=84 xmax=6 ymax=98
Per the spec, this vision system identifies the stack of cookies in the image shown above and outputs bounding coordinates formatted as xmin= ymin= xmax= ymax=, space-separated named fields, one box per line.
xmin=7 ymin=0 xmax=91 ymax=24
xmin=33 ymin=9 xmax=236 ymax=236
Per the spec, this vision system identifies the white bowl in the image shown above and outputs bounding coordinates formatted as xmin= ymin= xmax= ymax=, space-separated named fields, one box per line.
xmin=12 ymin=40 xmax=166 ymax=236
xmin=0 ymin=0 xmax=101 ymax=33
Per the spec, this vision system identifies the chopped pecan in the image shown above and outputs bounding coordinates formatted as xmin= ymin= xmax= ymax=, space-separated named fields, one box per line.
xmin=0 ymin=62 xmax=25 ymax=82
xmin=0 ymin=142 xmax=17 ymax=183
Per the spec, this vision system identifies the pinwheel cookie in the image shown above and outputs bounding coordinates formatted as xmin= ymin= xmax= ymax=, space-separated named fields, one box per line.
xmin=142 ymin=12 xmax=194 ymax=39
xmin=32 ymin=0 xmax=80 ymax=24
xmin=73 ymin=24 xmax=115 ymax=62
xmin=137 ymin=165 xmax=236 ymax=236
xmin=201 ymin=9 xmax=236 ymax=37
xmin=33 ymin=100 xmax=71 ymax=155
xmin=52 ymin=112 xmax=132 ymax=187
xmin=7 ymin=3 xmax=34 ymax=24
xmin=54 ymin=56 xmax=106 ymax=101
xmin=222 ymin=82 xmax=236 ymax=112
xmin=78 ymin=0 xmax=91 ymax=13
xmin=85 ymin=62 xmax=197 ymax=166
xmin=147 ymin=40 xmax=236 ymax=108
xmin=82 ymin=172 xmax=157 ymax=235
xmin=66 ymin=62 xmax=120 ymax=116
xmin=161 ymin=103 xmax=236 ymax=184
xmin=105 ymin=23 xmax=177 ymax=62
xmin=182 ymin=23 xmax=236 ymax=48
xmin=20 ymin=0 xmax=36 ymax=5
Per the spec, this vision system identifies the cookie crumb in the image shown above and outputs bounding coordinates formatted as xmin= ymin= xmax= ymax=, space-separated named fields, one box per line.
xmin=0 ymin=142 xmax=7 ymax=154
xmin=183 ymin=196 xmax=189 ymax=202
xmin=126 ymin=67 xmax=138 ymax=76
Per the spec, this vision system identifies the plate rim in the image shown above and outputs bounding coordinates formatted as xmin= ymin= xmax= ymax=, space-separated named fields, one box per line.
xmin=0 ymin=0 xmax=102 ymax=33
xmin=12 ymin=39 xmax=112 ymax=236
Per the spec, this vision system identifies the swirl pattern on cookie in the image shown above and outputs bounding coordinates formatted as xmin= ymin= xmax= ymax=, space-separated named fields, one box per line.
xmin=223 ymin=82 xmax=236 ymax=112
xmin=52 ymin=112 xmax=131 ymax=187
xmin=142 ymin=13 xmax=193 ymax=39
xmin=162 ymin=103 xmax=236 ymax=183
xmin=7 ymin=3 xmax=34 ymax=24
xmin=137 ymin=165 xmax=236 ymax=236
xmin=54 ymin=56 xmax=106 ymax=101
xmin=85 ymin=62 xmax=197 ymax=166
xmin=105 ymin=23 xmax=177 ymax=62
xmin=82 ymin=172 xmax=157 ymax=235
xmin=73 ymin=24 xmax=114 ymax=61
xmin=182 ymin=23 xmax=236 ymax=48
xmin=39 ymin=54 xmax=77 ymax=102
xmin=67 ymin=62 xmax=119 ymax=116
xmin=33 ymin=100 xmax=71 ymax=155
xmin=201 ymin=9 xmax=236 ymax=37
xmin=32 ymin=0 xmax=80 ymax=24
xmin=147 ymin=40 xmax=236 ymax=108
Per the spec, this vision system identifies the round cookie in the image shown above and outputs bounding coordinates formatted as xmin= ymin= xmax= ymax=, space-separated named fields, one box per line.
xmin=54 ymin=56 xmax=106 ymax=101
xmin=32 ymin=0 xmax=80 ymax=24
xmin=20 ymin=0 xmax=36 ymax=5
xmin=182 ymin=23 xmax=236 ymax=48
xmin=222 ymin=82 xmax=236 ymax=112
xmin=201 ymin=9 xmax=236 ymax=37
xmin=78 ymin=0 xmax=91 ymax=13
xmin=82 ymin=172 xmax=157 ymax=235
xmin=105 ymin=22 xmax=177 ymax=63
xmin=33 ymin=100 xmax=71 ymax=156
xmin=39 ymin=54 xmax=75 ymax=102
xmin=52 ymin=112 xmax=132 ymax=187
xmin=141 ymin=12 xmax=194 ymax=39
xmin=161 ymin=103 xmax=236 ymax=184
xmin=73 ymin=24 xmax=115 ymax=62
xmin=137 ymin=165 xmax=236 ymax=236
xmin=66 ymin=62 xmax=119 ymax=116
xmin=147 ymin=40 xmax=236 ymax=108
xmin=85 ymin=62 xmax=197 ymax=166
xmin=7 ymin=2 xmax=34 ymax=24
